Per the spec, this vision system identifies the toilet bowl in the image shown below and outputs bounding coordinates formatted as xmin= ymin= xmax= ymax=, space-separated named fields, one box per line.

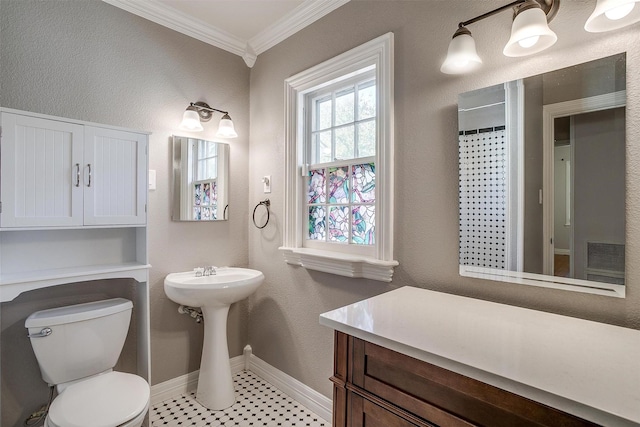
xmin=26 ymin=299 xmax=150 ymax=427
xmin=43 ymin=371 xmax=150 ymax=427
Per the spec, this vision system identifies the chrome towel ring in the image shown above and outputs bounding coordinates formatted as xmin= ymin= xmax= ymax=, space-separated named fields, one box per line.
xmin=252 ymin=199 xmax=270 ymax=229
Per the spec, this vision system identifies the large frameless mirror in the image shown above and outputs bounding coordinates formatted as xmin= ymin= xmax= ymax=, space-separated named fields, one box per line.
xmin=172 ymin=136 xmax=229 ymax=221
xmin=458 ymin=53 xmax=626 ymax=297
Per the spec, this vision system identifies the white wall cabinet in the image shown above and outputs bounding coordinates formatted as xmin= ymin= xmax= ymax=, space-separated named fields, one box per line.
xmin=1 ymin=112 xmax=147 ymax=228
xmin=0 ymin=108 xmax=151 ymax=382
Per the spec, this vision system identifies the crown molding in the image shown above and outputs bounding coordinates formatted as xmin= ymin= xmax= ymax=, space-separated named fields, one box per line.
xmin=102 ymin=0 xmax=350 ymax=68
xmin=102 ymin=0 xmax=247 ymax=57
xmin=248 ymin=0 xmax=351 ymax=56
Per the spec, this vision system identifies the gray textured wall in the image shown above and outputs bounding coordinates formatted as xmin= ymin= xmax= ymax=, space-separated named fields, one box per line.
xmin=247 ymin=0 xmax=640 ymax=399
xmin=0 ymin=0 xmax=250 ymax=424
xmin=1 ymin=0 xmax=640 ymax=423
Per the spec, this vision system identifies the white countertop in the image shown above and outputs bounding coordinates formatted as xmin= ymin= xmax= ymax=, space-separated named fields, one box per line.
xmin=320 ymin=286 xmax=640 ymax=426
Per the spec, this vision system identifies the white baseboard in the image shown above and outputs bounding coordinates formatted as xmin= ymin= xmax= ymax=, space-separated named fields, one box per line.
xmin=150 ymin=348 xmax=332 ymax=422
xmin=246 ymin=353 xmax=332 ymax=422
xmin=150 ymin=355 xmax=245 ymax=405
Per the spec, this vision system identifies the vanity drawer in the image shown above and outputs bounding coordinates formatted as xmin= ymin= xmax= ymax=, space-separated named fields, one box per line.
xmin=349 ymin=336 xmax=598 ymax=427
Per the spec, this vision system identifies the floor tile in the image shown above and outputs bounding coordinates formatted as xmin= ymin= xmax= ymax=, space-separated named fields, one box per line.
xmin=150 ymin=371 xmax=329 ymax=427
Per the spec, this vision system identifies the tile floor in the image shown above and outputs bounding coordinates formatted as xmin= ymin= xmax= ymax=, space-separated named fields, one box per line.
xmin=150 ymin=371 xmax=329 ymax=427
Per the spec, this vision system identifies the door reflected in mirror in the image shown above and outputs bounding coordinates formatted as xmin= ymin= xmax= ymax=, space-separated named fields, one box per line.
xmin=172 ymin=136 xmax=229 ymax=221
xmin=458 ymin=53 xmax=626 ymax=297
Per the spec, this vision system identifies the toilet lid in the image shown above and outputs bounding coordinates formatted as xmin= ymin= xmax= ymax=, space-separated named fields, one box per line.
xmin=48 ymin=371 xmax=150 ymax=427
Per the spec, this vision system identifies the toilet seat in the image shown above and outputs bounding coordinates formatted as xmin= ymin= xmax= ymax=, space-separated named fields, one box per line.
xmin=46 ymin=371 xmax=150 ymax=427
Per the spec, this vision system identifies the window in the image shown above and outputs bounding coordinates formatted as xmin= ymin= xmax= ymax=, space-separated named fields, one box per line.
xmin=191 ymin=139 xmax=219 ymax=220
xmin=281 ymin=33 xmax=397 ymax=282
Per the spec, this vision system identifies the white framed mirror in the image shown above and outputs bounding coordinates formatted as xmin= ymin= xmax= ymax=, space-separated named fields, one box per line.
xmin=458 ymin=53 xmax=626 ymax=298
xmin=171 ymin=136 xmax=230 ymax=221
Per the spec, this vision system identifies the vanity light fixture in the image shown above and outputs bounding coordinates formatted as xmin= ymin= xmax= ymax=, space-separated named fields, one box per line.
xmin=585 ymin=0 xmax=640 ymax=32
xmin=179 ymin=101 xmax=238 ymax=138
xmin=441 ymin=0 xmax=559 ymax=74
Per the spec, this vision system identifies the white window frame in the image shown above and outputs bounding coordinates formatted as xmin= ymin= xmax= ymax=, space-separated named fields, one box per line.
xmin=280 ymin=33 xmax=397 ymax=282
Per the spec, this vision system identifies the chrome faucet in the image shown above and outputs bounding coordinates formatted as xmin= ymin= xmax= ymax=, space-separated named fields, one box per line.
xmin=203 ymin=266 xmax=217 ymax=276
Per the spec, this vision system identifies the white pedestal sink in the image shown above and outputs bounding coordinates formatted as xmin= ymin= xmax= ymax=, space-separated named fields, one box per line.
xmin=164 ymin=268 xmax=264 ymax=410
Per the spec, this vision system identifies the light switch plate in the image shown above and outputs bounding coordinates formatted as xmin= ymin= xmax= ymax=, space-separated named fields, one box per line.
xmin=263 ymin=175 xmax=271 ymax=193
xmin=149 ymin=170 xmax=156 ymax=191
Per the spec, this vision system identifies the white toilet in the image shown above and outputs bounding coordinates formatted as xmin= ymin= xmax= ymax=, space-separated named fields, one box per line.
xmin=25 ymin=298 xmax=150 ymax=427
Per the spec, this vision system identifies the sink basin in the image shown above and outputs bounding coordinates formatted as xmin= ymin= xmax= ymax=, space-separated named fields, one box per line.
xmin=164 ymin=267 xmax=264 ymax=307
xmin=164 ymin=267 xmax=264 ymax=411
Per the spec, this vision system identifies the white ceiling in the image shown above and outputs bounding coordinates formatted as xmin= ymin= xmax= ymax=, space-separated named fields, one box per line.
xmin=102 ymin=0 xmax=350 ymax=67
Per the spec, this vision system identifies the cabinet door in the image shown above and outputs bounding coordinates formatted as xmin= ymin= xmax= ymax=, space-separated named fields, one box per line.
xmin=83 ymin=127 xmax=147 ymax=225
xmin=1 ymin=113 xmax=84 ymax=227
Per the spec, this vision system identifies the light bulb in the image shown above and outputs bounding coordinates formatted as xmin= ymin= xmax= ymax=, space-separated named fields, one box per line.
xmin=454 ymin=59 xmax=470 ymax=69
xmin=604 ymin=2 xmax=635 ymax=20
xmin=518 ymin=35 xmax=540 ymax=48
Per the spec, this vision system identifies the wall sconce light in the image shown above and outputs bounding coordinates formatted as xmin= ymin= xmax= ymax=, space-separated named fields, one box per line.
xmin=179 ymin=101 xmax=238 ymax=138
xmin=585 ymin=0 xmax=640 ymax=32
xmin=441 ymin=0 xmax=559 ymax=74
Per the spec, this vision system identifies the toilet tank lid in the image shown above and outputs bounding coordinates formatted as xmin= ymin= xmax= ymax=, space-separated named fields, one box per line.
xmin=25 ymin=298 xmax=133 ymax=328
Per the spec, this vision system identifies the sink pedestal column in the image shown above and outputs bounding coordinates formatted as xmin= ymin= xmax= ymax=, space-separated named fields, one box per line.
xmin=196 ymin=305 xmax=235 ymax=410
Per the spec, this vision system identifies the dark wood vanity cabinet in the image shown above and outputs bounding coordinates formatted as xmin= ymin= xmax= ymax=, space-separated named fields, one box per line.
xmin=331 ymin=332 xmax=599 ymax=427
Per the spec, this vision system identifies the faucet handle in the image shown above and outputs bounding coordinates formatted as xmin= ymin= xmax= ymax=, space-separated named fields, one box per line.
xmin=194 ymin=267 xmax=204 ymax=277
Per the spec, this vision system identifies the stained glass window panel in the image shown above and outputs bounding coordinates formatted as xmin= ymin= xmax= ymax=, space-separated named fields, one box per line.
xmin=358 ymin=120 xmax=376 ymax=157
xmin=352 ymin=205 xmax=375 ymax=245
xmin=335 ymin=125 xmax=354 ymax=160
xmin=194 ymin=184 xmax=202 ymax=206
xmin=202 ymin=207 xmax=211 ymax=220
xmin=193 ymin=207 xmax=201 ymax=220
xmin=328 ymin=167 xmax=349 ymax=203
xmin=307 ymin=169 xmax=326 ymax=204
xmin=211 ymin=182 xmax=218 ymax=203
xmin=203 ymin=183 xmax=211 ymax=205
xmin=308 ymin=206 xmax=326 ymax=240
xmin=335 ymin=89 xmax=354 ymax=126
xmin=329 ymin=206 xmax=349 ymax=242
xmin=352 ymin=163 xmax=375 ymax=203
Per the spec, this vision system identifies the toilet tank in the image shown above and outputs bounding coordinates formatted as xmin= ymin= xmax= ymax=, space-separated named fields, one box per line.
xmin=25 ymin=298 xmax=133 ymax=386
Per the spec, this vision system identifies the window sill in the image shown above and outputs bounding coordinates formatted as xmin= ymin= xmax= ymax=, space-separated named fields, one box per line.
xmin=279 ymin=247 xmax=398 ymax=282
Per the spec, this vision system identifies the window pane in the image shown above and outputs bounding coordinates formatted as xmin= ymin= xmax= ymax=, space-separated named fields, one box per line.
xmin=307 ymin=169 xmax=326 ymax=204
xmin=352 ymin=205 xmax=375 ymax=245
xmin=202 ymin=206 xmax=211 ymax=220
xmin=335 ymin=125 xmax=354 ymax=160
xmin=206 ymin=141 xmax=217 ymax=157
xmin=202 ymin=183 xmax=211 ymax=205
xmin=335 ymin=89 xmax=354 ymax=126
xmin=358 ymin=83 xmax=376 ymax=120
xmin=352 ymin=163 xmax=375 ymax=203
xmin=316 ymin=98 xmax=332 ymax=131
xmin=312 ymin=131 xmax=332 ymax=164
xmin=198 ymin=140 xmax=206 ymax=157
xmin=194 ymin=183 xmax=201 ymax=206
xmin=194 ymin=206 xmax=201 ymax=220
xmin=211 ymin=182 xmax=218 ymax=203
xmin=329 ymin=206 xmax=349 ymax=242
xmin=308 ymin=206 xmax=326 ymax=240
xmin=204 ymin=158 xmax=217 ymax=180
xmin=357 ymin=120 xmax=376 ymax=157
xmin=328 ymin=166 xmax=349 ymax=203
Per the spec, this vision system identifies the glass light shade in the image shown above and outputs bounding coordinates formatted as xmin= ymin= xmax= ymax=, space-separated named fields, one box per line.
xmin=440 ymin=28 xmax=482 ymax=74
xmin=179 ymin=109 xmax=204 ymax=132
xmin=585 ymin=0 xmax=640 ymax=32
xmin=215 ymin=114 xmax=238 ymax=138
xmin=503 ymin=6 xmax=557 ymax=57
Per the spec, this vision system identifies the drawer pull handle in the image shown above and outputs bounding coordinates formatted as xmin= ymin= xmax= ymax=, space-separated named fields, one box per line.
xmin=75 ymin=163 xmax=80 ymax=187
xmin=87 ymin=164 xmax=92 ymax=187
